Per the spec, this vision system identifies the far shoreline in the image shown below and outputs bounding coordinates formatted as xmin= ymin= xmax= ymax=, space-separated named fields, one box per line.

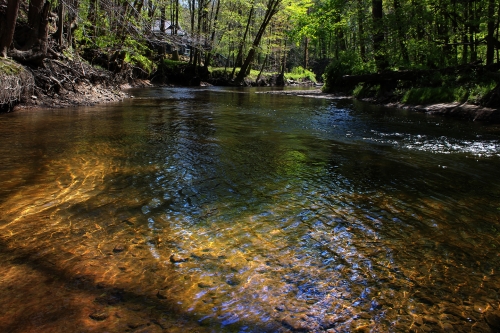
xmin=259 ymin=89 xmax=500 ymax=123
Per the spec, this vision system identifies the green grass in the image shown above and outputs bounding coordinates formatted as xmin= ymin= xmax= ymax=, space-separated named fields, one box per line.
xmin=353 ymin=83 xmax=382 ymax=99
xmin=284 ymin=66 xmax=317 ymax=83
xmin=162 ymin=59 xmax=186 ymax=69
xmin=401 ymin=87 xmax=458 ymax=104
xmin=466 ymin=81 xmax=497 ymax=104
xmin=400 ymin=81 xmax=497 ymax=105
xmin=208 ymin=67 xmax=277 ymax=81
xmin=209 ymin=66 xmax=316 ymax=83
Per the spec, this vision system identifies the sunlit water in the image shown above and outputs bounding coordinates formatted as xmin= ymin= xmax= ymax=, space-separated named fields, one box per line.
xmin=1 ymin=87 xmax=500 ymax=332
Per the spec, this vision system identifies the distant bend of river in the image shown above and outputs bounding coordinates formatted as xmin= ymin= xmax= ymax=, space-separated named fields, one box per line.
xmin=1 ymin=86 xmax=500 ymax=332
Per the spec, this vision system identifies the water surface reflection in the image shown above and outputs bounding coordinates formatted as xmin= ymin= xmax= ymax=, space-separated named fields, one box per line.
xmin=1 ymin=87 xmax=500 ymax=332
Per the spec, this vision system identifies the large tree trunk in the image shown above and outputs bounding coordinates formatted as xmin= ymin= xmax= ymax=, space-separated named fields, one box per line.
xmin=9 ymin=0 xmax=50 ymax=64
xmin=55 ymin=2 xmax=65 ymax=46
xmin=24 ymin=0 xmax=46 ymax=50
xmin=372 ymin=0 xmax=386 ymax=71
xmin=0 ymin=0 xmax=21 ymax=58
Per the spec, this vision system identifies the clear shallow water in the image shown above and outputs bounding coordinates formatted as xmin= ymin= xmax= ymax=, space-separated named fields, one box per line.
xmin=1 ymin=87 xmax=500 ymax=332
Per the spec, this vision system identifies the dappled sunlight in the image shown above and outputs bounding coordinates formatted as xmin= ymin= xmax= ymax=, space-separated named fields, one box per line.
xmin=0 ymin=88 xmax=500 ymax=332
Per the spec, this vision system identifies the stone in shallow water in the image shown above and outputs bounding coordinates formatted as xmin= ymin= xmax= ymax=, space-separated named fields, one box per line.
xmin=485 ymin=310 xmax=500 ymax=329
xmin=275 ymin=305 xmax=286 ymax=312
xmin=422 ymin=315 xmax=439 ymax=325
xmin=226 ymin=274 xmax=241 ymax=286
xmin=282 ymin=314 xmax=312 ymax=332
xmin=113 ymin=244 xmax=126 ymax=253
xmin=89 ymin=310 xmax=109 ymax=321
xmin=169 ymin=253 xmax=188 ymax=263
xmin=473 ymin=302 xmax=489 ymax=313
xmin=157 ymin=290 xmax=168 ymax=299
xmin=197 ymin=281 xmax=213 ymax=288
xmin=440 ymin=322 xmax=454 ymax=331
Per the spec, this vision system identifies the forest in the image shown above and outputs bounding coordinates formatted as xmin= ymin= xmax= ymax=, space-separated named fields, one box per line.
xmin=1 ymin=0 xmax=500 ymax=108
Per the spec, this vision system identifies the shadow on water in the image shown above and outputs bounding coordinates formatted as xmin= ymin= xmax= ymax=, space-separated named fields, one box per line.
xmin=0 ymin=234 xmax=283 ymax=333
xmin=1 ymin=87 xmax=500 ymax=332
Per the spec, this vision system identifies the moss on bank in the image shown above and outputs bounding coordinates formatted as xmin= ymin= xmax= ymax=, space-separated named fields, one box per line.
xmin=0 ymin=58 xmax=34 ymax=111
xmin=350 ymin=81 xmax=497 ymax=106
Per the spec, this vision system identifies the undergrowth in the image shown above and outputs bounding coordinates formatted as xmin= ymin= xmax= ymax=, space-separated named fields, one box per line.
xmin=400 ymin=81 xmax=496 ymax=105
xmin=284 ymin=66 xmax=317 ymax=82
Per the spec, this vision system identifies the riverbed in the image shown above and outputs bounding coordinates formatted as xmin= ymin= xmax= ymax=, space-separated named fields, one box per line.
xmin=1 ymin=86 xmax=500 ymax=332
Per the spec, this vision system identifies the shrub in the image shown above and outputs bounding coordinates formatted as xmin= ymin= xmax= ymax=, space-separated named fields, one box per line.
xmin=284 ymin=66 xmax=317 ymax=82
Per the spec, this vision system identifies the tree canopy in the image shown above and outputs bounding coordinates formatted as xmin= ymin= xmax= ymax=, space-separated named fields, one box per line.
xmin=0 ymin=0 xmax=499 ymax=84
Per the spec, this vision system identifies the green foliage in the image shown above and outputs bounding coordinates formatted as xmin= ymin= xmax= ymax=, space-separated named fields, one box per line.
xmin=164 ymin=59 xmax=187 ymax=69
xmin=284 ymin=66 xmax=317 ymax=82
xmin=464 ymin=81 xmax=497 ymax=104
xmin=118 ymin=38 xmax=153 ymax=74
xmin=353 ymin=83 xmax=382 ymax=99
xmin=401 ymin=87 xmax=462 ymax=105
xmin=322 ymin=51 xmax=374 ymax=92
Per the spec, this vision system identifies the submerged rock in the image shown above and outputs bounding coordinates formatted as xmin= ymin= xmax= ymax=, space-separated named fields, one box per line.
xmin=89 ymin=310 xmax=109 ymax=321
xmin=113 ymin=244 xmax=126 ymax=253
xmin=156 ymin=290 xmax=168 ymax=299
xmin=169 ymin=253 xmax=189 ymax=263
xmin=225 ymin=274 xmax=241 ymax=286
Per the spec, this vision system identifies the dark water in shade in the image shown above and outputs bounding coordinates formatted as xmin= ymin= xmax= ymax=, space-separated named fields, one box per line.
xmin=1 ymin=86 xmax=500 ymax=332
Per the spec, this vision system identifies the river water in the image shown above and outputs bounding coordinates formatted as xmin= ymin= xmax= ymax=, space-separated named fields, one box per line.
xmin=1 ymin=87 xmax=500 ymax=332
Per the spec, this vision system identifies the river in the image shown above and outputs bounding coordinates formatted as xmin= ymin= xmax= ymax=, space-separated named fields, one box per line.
xmin=1 ymin=86 xmax=500 ymax=332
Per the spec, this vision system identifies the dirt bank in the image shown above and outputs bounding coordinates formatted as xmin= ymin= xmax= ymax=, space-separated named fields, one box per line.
xmin=1 ymin=57 xmax=133 ymax=112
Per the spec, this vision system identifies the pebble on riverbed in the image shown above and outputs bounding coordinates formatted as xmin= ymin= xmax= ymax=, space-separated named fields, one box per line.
xmin=156 ymin=290 xmax=168 ymax=299
xmin=113 ymin=244 xmax=126 ymax=253
xmin=169 ymin=253 xmax=189 ymax=263
xmin=89 ymin=310 xmax=109 ymax=321
xmin=225 ymin=274 xmax=241 ymax=286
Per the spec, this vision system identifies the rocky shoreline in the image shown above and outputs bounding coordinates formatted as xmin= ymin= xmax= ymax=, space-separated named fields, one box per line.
xmin=260 ymin=89 xmax=500 ymax=123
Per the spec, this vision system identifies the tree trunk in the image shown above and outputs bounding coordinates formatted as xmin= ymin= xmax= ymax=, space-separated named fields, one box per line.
xmin=357 ymin=0 xmax=366 ymax=61
xmin=256 ymin=53 xmax=268 ymax=83
xmin=393 ymin=0 xmax=409 ymax=65
xmin=204 ymin=0 xmax=220 ymax=69
xmin=303 ymin=37 xmax=309 ymax=69
xmin=55 ymin=2 xmax=64 ymax=46
xmin=10 ymin=0 xmax=50 ymax=63
xmin=0 ymin=0 xmax=20 ymax=57
xmin=231 ymin=5 xmax=254 ymax=78
xmin=189 ymin=0 xmax=195 ymax=64
xmin=486 ymin=0 xmax=497 ymax=65
xmin=234 ymin=0 xmax=281 ymax=84
xmin=160 ymin=7 xmax=166 ymax=32
xmin=372 ymin=0 xmax=386 ymax=71
xmin=469 ymin=0 xmax=477 ymax=62
xmin=23 ymin=0 xmax=46 ymax=50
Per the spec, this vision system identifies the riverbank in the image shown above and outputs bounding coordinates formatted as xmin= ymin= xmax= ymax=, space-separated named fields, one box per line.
xmin=0 ymin=57 xmax=127 ymax=112
xmin=2 ymin=56 xmax=317 ymax=111
xmin=4 ymin=58 xmax=499 ymax=123
xmin=260 ymin=89 xmax=500 ymax=123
